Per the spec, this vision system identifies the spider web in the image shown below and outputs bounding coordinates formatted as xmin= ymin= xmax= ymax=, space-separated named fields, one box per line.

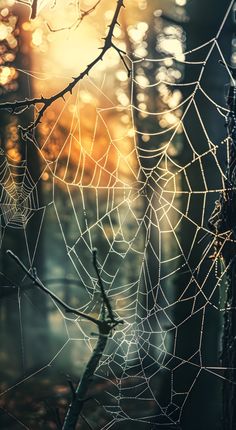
xmin=0 ymin=1 xmax=235 ymax=429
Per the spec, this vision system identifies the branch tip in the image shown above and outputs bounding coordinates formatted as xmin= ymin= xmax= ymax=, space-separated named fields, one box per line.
xmin=0 ymin=0 xmax=126 ymax=131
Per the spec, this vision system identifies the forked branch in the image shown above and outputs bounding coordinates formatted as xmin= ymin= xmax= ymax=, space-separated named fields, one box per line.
xmin=7 ymin=248 xmax=123 ymax=430
xmin=6 ymin=250 xmax=99 ymax=325
xmin=0 ymin=0 xmax=129 ymax=134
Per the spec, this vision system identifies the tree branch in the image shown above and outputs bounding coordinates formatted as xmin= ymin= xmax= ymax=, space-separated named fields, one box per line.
xmin=30 ymin=0 xmax=38 ymax=19
xmin=6 ymin=248 xmax=123 ymax=429
xmin=6 ymin=250 xmax=99 ymax=325
xmin=0 ymin=0 xmax=126 ymax=134
xmin=92 ymin=248 xmax=115 ymax=323
xmin=62 ymin=331 xmax=108 ymax=430
xmin=16 ymin=0 xmax=39 ymax=19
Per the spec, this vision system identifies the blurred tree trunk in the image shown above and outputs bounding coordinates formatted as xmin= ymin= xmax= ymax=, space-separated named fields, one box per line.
xmin=177 ymin=1 xmax=232 ymax=429
xmin=0 ymin=3 xmax=48 ymax=376
xmin=209 ymin=85 xmax=236 ymax=430
xmin=123 ymin=3 xmax=187 ymax=419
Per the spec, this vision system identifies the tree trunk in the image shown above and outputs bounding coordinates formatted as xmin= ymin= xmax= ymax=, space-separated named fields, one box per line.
xmin=209 ymin=85 xmax=236 ymax=430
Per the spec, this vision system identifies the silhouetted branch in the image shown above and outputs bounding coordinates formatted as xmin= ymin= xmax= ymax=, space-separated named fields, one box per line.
xmin=0 ymin=0 xmax=127 ymax=134
xmin=62 ymin=330 xmax=108 ymax=430
xmin=6 ymin=248 xmax=123 ymax=430
xmin=62 ymin=250 xmax=123 ymax=429
xmin=6 ymin=250 xmax=99 ymax=325
xmin=92 ymin=248 xmax=115 ymax=323
xmin=0 ymin=277 xmax=87 ymax=301
xmin=16 ymin=0 xmax=39 ymax=19
xmin=30 ymin=0 xmax=38 ymax=18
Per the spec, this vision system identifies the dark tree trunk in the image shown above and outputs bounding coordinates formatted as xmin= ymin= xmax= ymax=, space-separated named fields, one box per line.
xmin=209 ymin=85 xmax=236 ymax=430
xmin=0 ymin=3 xmax=48 ymax=376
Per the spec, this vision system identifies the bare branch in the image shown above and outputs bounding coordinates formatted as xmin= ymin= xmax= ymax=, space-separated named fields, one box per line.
xmin=6 ymin=248 xmax=123 ymax=429
xmin=16 ymin=0 xmax=39 ymax=19
xmin=62 ymin=331 xmax=108 ymax=430
xmin=112 ymin=43 xmax=131 ymax=77
xmin=92 ymin=248 xmax=115 ymax=323
xmin=30 ymin=0 xmax=38 ymax=19
xmin=6 ymin=250 xmax=99 ymax=326
xmin=0 ymin=0 xmax=126 ymax=134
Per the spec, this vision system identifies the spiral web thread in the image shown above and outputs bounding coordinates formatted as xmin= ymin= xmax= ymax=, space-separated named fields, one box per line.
xmin=0 ymin=1 xmax=235 ymax=428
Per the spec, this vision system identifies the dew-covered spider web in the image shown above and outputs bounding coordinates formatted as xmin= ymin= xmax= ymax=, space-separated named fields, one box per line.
xmin=0 ymin=0 xmax=236 ymax=429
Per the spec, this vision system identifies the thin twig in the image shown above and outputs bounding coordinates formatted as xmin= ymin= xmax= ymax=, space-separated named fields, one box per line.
xmin=0 ymin=277 xmax=86 ymax=300
xmin=30 ymin=0 xmax=38 ymax=19
xmin=92 ymin=248 xmax=115 ymax=323
xmin=16 ymin=0 xmax=38 ymax=19
xmin=113 ymin=44 xmax=131 ymax=77
xmin=0 ymin=0 xmax=126 ymax=134
xmin=7 ymin=248 xmax=123 ymax=430
xmin=6 ymin=250 xmax=99 ymax=325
